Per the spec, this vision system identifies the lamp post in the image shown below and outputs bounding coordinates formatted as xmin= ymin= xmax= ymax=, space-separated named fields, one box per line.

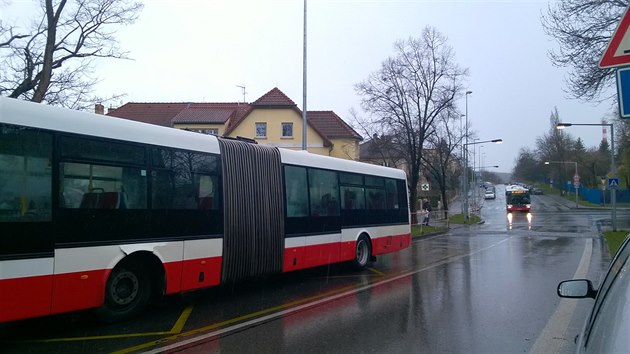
xmin=463 ymin=138 xmax=503 ymax=222
xmin=463 ymin=91 xmax=472 ymax=217
xmin=460 ymin=114 xmax=465 ymax=214
xmin=545 ymin=160 xmax=579 ymax=208
xmin=302 ymin=0 xmax=308 ymax=150
xmin=557 ymin=122 xmax=617 ymax=231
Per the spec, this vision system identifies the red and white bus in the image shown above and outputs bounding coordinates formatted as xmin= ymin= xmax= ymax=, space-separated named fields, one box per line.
xmin=0 ymin=97 xmax=411 ymax=323
xmin=505 ymin=185 xmax=531 ymax=212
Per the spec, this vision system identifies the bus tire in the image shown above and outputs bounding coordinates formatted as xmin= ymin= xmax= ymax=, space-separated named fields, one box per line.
xmin=353 ymin=235 xmax=372 ymax=270
xmin=96 ymin=262 xmax=151 ymax=323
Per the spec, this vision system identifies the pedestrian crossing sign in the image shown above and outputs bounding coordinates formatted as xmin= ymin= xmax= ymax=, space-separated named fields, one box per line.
xmin=608 ymin=178 xmax=620 ymax=189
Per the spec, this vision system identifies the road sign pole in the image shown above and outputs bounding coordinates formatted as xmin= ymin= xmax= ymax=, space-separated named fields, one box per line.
xmin=611 ymin=126 xmax=617 ymax=231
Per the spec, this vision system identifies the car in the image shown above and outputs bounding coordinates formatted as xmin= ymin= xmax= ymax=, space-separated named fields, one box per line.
xmin=557 ymin=236 xmax=630 ymax=353
xmin=531 ymin=187 xmax=544 ymax=195
xmin=484 ymin=190 xmax=495 ymax=199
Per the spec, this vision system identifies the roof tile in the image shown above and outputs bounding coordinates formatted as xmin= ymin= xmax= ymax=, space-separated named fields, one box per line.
xmin=308 ymin=111 xmax=362 ymax=140
xmin=252 ymin=87 xmax=297 ymax=107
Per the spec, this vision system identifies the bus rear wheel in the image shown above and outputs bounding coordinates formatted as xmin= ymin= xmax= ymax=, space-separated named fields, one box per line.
xmin=353 ymin=235 xmax=372 ymax=270
xmin=96 ymin=263 xmax=151 ymax=323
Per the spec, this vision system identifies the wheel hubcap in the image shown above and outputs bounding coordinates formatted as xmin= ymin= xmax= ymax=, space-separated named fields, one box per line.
xmin=110 ymin=270 xmax=139 ymax=305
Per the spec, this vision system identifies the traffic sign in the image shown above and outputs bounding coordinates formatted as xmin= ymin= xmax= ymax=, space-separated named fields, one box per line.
xmin=600 ymin=6 xmax=630 ymax=68
xmin=573 ymin=174 xmax=580 ymax=183
xmin=617 ymin=66 xmax=630 ymax=118
xmin=609 ymin=178 xmax=620 ymax=189
xmin=421 ymin=183 xmax=430 ymax=191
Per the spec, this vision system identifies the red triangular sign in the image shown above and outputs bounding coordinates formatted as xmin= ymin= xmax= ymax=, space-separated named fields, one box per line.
xmin=600 ymin=6 xmax=630 ymax=68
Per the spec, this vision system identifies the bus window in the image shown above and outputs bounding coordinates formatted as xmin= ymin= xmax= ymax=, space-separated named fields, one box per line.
xmin=365 ymin=175 xmax=385 ymax=187
xmin=341 ymin=186 xmax=365 ymax=210
xmin=308 ymin=168 xmax=340 ymax=217
xmin=60 ymin=135 xmax=145 ymax=165
xmin=397 ymin=179 xmax=409 ymax=209
xmin=0 ymin=125 xmax=52 ymax=221
xmin=284 ymin=166 xmax=308 ymax=217
xmin=340 ymin=172 xmax=363 ymax=185
xmin=385 ymin=179 xmax=399 ymax=209
xmin=60 ymin=162 xmax=147 ymax=209
xmin=151 ymin=149 xmax=220 ymax=210
xmin=366 ymin=188 xmax=386 ymax=209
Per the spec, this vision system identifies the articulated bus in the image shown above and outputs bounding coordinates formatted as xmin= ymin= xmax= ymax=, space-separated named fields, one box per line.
xmin=0 ymin=97 xmax=411 ymax=323
xmin=505 ymin=185 xmax=531 ymax=212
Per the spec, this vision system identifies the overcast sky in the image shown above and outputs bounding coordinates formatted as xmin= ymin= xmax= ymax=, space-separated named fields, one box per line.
xmin=4 ymin=0 xmax=618 ymax=174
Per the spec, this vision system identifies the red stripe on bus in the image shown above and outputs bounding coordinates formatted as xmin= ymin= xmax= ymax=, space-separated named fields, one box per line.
xmin=1 ymin=234 xmax=410 ymax=322
xmin=283 ymin=233 xmax=411 ymax=272
xmin=51 ymin=269 xmax=110 ymax=315
xmin=179 ymin=256 xmax=222 ymax=292
xmin=0 ymin=274 xmax=53 ymax=323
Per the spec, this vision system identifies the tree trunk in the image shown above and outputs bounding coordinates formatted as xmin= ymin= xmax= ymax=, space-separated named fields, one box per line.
xmin=31 ymin=0 xmax=64 ymax=103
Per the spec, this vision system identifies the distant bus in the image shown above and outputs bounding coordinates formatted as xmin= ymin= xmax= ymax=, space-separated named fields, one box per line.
xmin=505 ymin=185 xmax=531 ymax=212
xmin=0 ymin=97 xmax=411 ymax=323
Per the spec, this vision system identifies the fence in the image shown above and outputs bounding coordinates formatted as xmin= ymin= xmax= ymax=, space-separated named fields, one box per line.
xmin=412 ymin=210 xmax=450 ymax=229
xmin=577 ymin=187 xmax=630 ymax=204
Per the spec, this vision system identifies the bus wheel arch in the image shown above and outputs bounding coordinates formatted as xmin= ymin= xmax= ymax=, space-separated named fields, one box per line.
xmin=353 ymin=233 xmax=373 ymax=270
xmin=95 ymin=251 xmax=164 ymax=323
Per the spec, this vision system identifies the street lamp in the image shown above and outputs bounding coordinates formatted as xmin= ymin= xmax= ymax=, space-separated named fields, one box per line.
xmin=557 ymin=122 xmax=617 ymax=231
xmin=463 ymin=91 xmax=472 ymax=216
xmin=463 ymin=138 xmax=503 ymax=222
xmin=545 ymin=161 xmax=579 ymax=208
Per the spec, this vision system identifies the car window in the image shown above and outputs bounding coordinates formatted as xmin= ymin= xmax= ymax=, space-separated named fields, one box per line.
xmin=581 ymin=238 xmax=630 ymax=351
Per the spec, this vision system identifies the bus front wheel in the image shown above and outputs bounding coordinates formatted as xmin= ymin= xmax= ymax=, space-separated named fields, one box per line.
xmin=96 ymin=262 xmax=151 ymax=323
xmin=353 ymin=235 xmax=372 ymax=270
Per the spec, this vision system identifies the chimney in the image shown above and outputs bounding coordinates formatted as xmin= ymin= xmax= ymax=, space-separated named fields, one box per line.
xmin=95 ymin=103 xmax=104 ymax=115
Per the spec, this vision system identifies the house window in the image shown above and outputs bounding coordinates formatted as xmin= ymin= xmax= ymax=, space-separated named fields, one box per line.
xmin=202 ymin=128 xmax=219 ymax=136
xmin=255 ymin=122 xmax=267 ymax=138
xmin=282 ymin=122 xmax=293 ymax=138
xmin=189 ymin=128 xmax=218 ymax=136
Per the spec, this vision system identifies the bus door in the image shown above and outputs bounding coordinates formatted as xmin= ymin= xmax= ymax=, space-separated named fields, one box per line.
xmin=0 ymin=124 xmax=55 ymax=322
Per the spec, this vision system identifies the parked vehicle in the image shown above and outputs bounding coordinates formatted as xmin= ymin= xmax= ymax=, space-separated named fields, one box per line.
xmin=557 ymin=236 xmax=630 ymax=353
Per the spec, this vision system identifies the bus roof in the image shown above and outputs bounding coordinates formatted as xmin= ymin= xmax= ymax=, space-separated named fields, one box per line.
xmin=505 ymin=184 xmax=529 ymax=192
xmin=0 ymin=97 xmax=221 ymax=154
xmin=1 ymin=98 xmax=407 ymax=180
xmin=279 ymin=148 xmax=407 ymax=180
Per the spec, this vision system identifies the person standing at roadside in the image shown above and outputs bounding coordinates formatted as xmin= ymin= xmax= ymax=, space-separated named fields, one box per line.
xmin=422 ymin=198 xmax=432 ymax=225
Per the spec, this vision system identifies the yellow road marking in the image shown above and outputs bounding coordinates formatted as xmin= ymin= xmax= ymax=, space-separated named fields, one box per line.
xmin=10 ymin=305 xmax=195 ymax=344
xmin=169 ymin=305 xmax=194 ymax=333
xmin=368 ymin=267 xmax=386 ymax=276
xmin=113 ymin=283 xmax=362 ymax=354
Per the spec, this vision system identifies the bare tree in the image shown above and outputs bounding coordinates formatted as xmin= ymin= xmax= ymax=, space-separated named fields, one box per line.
xmin=0 ymin=0 xmax=143 ymax=109
xmin=422 ymin=109 xmax=463 ymax=218
xmin=542 ymin=0 xmax=627 ymax=101
xmin=355 ymin=26 xmax=468 ymax=217
xmin=512 ymin=147 xmax=542 ymax=182
xmin=536 ymin=108 xmax=575 ymax=162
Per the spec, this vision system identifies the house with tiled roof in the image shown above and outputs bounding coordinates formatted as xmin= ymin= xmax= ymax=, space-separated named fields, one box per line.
xmin=106 ymin=88 xmax=363 ymax=160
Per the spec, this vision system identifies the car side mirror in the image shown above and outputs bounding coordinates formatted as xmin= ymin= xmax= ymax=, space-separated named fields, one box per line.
xmin=557 ymin=279 xmax=597 ymax=299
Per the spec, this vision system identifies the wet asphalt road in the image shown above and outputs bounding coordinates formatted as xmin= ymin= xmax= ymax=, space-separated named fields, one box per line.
xmin=2 ymin=185 xmax=626 ymax=353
